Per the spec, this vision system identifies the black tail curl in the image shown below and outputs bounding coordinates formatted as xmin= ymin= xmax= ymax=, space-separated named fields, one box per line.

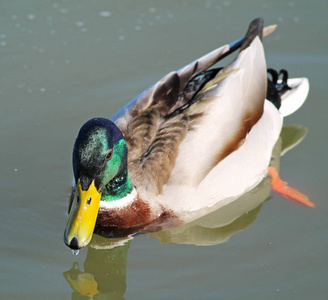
xmin=266 ymin=68 xmax=292 ymax=109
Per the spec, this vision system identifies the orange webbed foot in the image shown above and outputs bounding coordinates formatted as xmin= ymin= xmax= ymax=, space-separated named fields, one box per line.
xmin=268 ymin=166 xmax=315 ymax=207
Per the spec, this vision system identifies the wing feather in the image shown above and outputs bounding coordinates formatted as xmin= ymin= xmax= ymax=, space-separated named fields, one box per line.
xmin=128 ymin=115 xmax=190 ymax=194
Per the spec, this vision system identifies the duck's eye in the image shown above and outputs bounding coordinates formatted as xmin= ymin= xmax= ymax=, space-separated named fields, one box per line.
xmin=105 ymin=149 xmax=113 ymax=161
xmin=87 ymin=197 xmax=91 ymax=205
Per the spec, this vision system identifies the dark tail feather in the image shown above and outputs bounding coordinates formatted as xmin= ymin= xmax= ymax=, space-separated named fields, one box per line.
xmin=266 ymin=68 xmax=292 ymax=109
xmin=240 ymin=18 xmax=264 ymax=52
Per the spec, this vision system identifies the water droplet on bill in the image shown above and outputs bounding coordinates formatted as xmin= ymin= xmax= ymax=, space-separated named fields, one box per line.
xmin=72 ymin=249 xmax=79 ymax=256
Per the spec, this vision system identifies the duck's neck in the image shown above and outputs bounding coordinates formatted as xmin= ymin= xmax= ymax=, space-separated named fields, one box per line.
xmin=101 ymin=167 xmax=134 ymax=202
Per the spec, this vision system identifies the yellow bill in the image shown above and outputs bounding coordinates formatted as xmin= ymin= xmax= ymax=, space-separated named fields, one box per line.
xmin=64 ymin=179 xmax=101 ymax=249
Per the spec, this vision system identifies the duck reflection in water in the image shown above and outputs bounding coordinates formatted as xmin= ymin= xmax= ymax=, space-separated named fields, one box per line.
xmin=63 ymin=237 xmax=130 ymax=299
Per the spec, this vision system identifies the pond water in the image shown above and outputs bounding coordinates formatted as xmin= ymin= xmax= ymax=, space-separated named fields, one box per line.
xmin=1 ymin=0 xmax=327 ymax=299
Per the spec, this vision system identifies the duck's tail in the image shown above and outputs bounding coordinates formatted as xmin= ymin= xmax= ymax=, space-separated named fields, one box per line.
xmin=266 ymin=68 xmax=309 ymax=116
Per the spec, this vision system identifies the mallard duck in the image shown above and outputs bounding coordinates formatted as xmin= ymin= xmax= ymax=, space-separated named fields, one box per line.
xmin=64 ymin=18 xmax=313 ymax=250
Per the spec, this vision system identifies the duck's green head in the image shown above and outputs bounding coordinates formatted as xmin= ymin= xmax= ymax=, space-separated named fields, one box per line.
xmin=64 ymin=118 xmax=131 ymax=250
